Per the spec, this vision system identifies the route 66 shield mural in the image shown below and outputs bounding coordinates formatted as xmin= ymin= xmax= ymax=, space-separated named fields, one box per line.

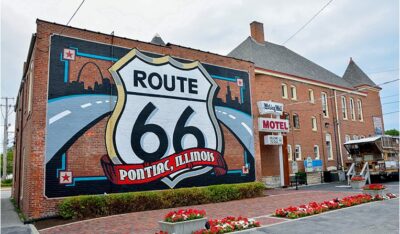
xmin=45 ymin=35 xmax=255 ymax=198
xmin=101 ymin=49 xmax=226 ymax=188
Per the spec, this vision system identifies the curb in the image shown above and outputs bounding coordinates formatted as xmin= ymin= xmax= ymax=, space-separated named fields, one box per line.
xmin=29 ymin=224 xmax=40 ymax=234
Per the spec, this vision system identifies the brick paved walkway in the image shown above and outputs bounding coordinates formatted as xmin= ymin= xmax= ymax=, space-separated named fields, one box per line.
xmin=39 ymin=190 xmax=357 ymax=234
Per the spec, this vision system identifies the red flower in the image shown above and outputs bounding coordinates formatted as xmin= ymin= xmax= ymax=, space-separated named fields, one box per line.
xmin=351 ymin=176 xmax=365 ymax=181
xmin=363 ymin=184 xmax=385 ymax=190
xmin=164 ymin=208 xmax=206 ymax=222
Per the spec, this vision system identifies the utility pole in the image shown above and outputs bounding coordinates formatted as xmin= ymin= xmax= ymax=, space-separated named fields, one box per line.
xmin=1 ymin=97 xmax=15 ymax=181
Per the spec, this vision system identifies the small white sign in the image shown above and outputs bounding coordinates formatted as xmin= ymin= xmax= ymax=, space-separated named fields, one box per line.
xmin=258 ymin=118 xmax=289 ymax=133
xmin=292 ymin=161 xmax=298 ymax=174
xmin=264 ymin=135 xmax=283 ymax=145
xmin=305 ymin=156 xmax=313 ymax=172
xmin=237 ymin=78 xmax=243 ymax=87
xmin=257 ymin=101 xmax=283 ymax=115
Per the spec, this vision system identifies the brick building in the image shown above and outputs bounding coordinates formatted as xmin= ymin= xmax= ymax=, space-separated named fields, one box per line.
xmin=12 ymin=20 xmax=383 ymax=219
xmin=229 ymin=21 xmax=383 ymax=186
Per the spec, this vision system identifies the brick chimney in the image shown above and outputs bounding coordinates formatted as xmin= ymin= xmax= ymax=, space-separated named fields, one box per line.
xmin=250 ymin=21 xmax=265 ymax=44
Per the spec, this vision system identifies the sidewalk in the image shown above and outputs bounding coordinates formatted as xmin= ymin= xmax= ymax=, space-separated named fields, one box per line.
xmin=39 ymin=189 xmax=357 ymax=234
xmin=1 ymin=188 xmax=35 ymax=234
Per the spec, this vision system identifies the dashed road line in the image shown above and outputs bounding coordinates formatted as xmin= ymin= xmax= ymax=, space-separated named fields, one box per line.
xmin=96 ymin=101 xmax=103 ymax=104
xmin=228 ymin=114 xmax=236 ymax=119
xmin=49 ymin=110 xmax=71 ymax=125
xmin=241 ymin=122 xmax=253 ymax=136
xmin=105 ymin=100 xmax=110 ymax=103
xmin=81 ymin=103 xmax=92 ymax=109
xmin=222 ymin=111 xmax=227 ymax=115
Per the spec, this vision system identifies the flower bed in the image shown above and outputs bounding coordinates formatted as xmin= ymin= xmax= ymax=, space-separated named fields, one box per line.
xmin=273 ymin=193 xmax=395 ymax=219
xmin=164 ymin=209 xmax=206 ymax=223
xmin=194 ymin=216 xmax=260 ymax=234
xmin=363 ymin=184 xmax=385 ymax=190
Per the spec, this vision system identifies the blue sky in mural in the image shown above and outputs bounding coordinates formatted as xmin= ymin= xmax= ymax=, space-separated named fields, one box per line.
xmin=1 ymin=0 xmax=399 ymax=149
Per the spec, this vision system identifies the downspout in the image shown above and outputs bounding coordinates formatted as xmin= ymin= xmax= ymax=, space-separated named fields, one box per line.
xmin=319 ymin=114 xmax=327 ymax=170
xmin=333 ymin=90 xmax=344 ymax=171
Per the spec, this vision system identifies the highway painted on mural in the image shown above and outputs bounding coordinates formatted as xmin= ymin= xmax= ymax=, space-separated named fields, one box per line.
xmin=45 ymin=95 xmax=254 ymax=163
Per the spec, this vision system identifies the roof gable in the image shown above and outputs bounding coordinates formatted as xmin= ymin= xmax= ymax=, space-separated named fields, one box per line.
xmin=342 ymin=59 xmax=377 ymax=87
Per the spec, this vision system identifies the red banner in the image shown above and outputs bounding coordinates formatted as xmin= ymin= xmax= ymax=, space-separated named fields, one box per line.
xmin=101 ymin=148 xmax=227 ymax=185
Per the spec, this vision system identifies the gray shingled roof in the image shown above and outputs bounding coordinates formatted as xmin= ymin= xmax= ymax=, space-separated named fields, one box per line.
xmin=343 ymin=59 xmax=377 ymax=87
xmin=150 ymin=33 xmax=166 ymax=46
xmin=228 ymin=37 xmax=354 ymax=89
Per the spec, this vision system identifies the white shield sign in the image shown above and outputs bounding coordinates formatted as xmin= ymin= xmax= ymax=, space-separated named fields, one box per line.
xmin=102 ymin=49 xmax=225 ymax=188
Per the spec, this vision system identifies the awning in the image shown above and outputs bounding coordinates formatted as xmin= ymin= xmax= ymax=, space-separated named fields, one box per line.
xmin=344 ymin=135 xmax=381 ymax=145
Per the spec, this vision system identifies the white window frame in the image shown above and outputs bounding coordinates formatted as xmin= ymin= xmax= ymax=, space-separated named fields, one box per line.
xmin=308 ymin=89 xmax=315 ymax=103
xmin=350 ymin=98 xmax=355 ymax=120
xmin=281 ymin=83 xmax=288 ymax=99
xmin=353 ymin=135 xmax=358 ymax=140
xmin=345 ymin=135 xmax=351 ymax=159
xmin=295 ymin=145 xmax=302 ymax=161
xmin=326 ymin=133 xmax=333 ymax=160
xmin=321 ymin=92 xmax=329 ymax=117
xmin=357 ymin=99 xmax=363 ymax=121
xmin=341 ymin=96 xmax=347 ymax=120
xmin=287 ymin=145 xmax=293 ymax=161
xmin=314 ymin=145 xmax=320 ymax=159
xmin=311 ymin=116 xmax=317 ymax=131
xmin=290 ymin=85 xmax=297 ymax=100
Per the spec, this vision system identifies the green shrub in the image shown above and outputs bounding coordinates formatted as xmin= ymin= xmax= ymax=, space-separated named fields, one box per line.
xmin=58 ymin=182 xmax=265 ymax=219
xmin=1 ymin=178 xmax=12 ymax=187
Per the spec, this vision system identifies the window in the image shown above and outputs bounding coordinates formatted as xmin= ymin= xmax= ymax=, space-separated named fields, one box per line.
xmin=326 ymin=133 xmax=333 ymax=160
xmin=360 ymin=135 xmax=365 ymax=139
xmin=308 ymin=89 xmax=315 ymax=103
xmin=281 ymin=83 xmax=288 ymax=98
xmin=295 ymin=145 xmax=302 ymax=161
xmin=293 ymin=113 xmax=300 ymax=129
xmin=345 ymin=135 xmax=351 ymax=158
xmin=357 ymin=99 xmax=363 ymax=121
xmin=321 ymin=92 xmax=329 ymax=117
xmin=311 ymin=116 xmax=317 ymax=131
xmin=285 ymin=113 xmax=291 ymax=129
xmin=349 ymin=98 xmax=355 ymax=120
xmin=341 ymin=96 xmax=347 ymax=119
xmin=345 ymin=135 xmax=351 ymax=143
xmin=287 ymin=145 xmax=293 ymax=161
xmin=290 ymin=85 xmax=297 ymax=100
xmin=314 ymin=145 xmax=320 ymax=159
xmin=353 ymin=135 xmax=358 ymax=140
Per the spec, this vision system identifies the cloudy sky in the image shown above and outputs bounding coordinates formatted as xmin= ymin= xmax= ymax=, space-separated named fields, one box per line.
xmin=1 ymin=0 xmax=399 ymax=148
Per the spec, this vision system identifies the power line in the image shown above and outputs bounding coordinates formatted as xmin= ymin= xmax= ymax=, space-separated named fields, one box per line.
xmin=57 ymin=0 xmax=86 ymax=36
xmin=382 ymin=111 xmax=399 ymax=115
xmin=381 ymin=94 xmax=399 ymax=99
xmin=282 ymin=0 xmax=334 ymax=45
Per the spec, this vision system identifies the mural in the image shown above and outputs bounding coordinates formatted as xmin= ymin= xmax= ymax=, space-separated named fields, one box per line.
xmin=45 ymin=35 xmax=255 ymax=198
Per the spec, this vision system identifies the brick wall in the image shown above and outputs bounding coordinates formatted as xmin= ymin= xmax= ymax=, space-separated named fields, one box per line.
xmin=13 ymin=20 xmax=260 ymax=219
xmin=252 ymin=73 xmax=381 ymax=176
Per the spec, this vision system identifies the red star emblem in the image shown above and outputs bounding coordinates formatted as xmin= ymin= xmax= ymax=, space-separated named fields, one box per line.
xmin=62 ymin=174 xmax=70 ymax=182
xmin=66 ymin=50 xmax=73 ymax=58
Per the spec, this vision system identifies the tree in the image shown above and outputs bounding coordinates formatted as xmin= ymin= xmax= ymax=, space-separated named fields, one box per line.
xmin=385 ymin=129 xmax=399 ymax=136
xmin=0 ymin=148 xmax=13 ymax=176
